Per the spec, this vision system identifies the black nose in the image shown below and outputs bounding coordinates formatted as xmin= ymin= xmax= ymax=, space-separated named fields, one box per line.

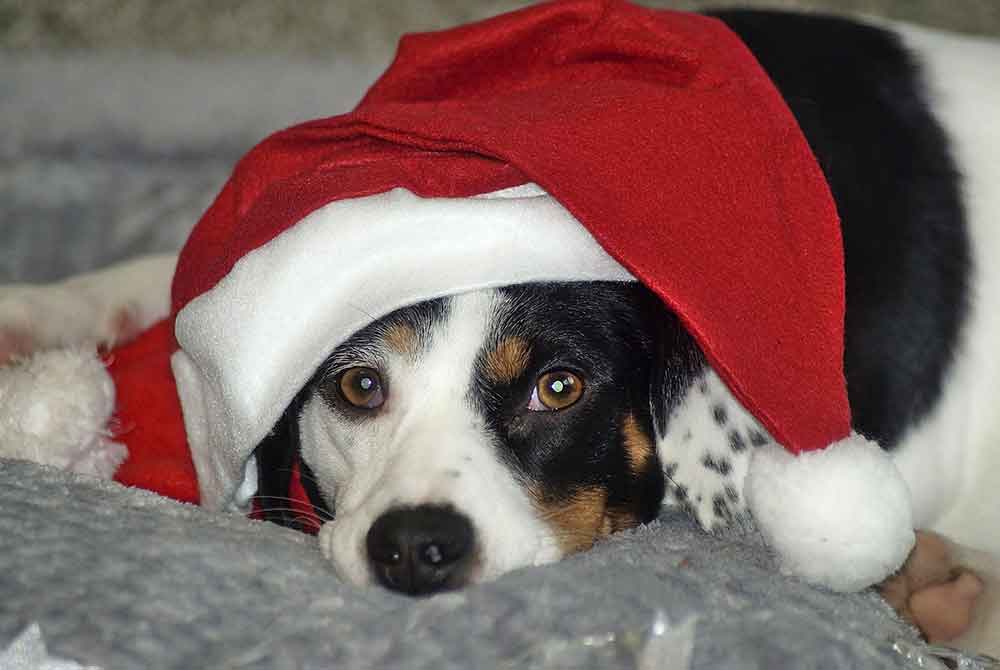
xmin=366 ymin=505 xmax=476 ymax=595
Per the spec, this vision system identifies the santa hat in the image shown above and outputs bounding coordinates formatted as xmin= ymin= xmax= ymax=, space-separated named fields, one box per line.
xmin=14 ymin=0 xmax=914 ymax=592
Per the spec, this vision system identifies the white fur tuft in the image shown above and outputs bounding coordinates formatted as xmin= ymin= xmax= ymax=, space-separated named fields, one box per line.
xmin=746 ymin=434 xmax=914 ymax=592
xmin=0 ymin=349 xmax=126 ymax=479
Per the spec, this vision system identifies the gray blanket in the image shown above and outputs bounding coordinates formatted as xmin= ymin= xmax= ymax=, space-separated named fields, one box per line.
xmin=0 ymin=45 xmax=944 ymax=670
xmin=1 ymin=460 xmax=918 ymax=669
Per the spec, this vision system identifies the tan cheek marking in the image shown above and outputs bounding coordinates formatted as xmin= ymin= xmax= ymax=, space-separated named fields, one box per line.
xmin=383 ymin=323 xmax=418 ymax=354
xmin=622 ymin=413 xmax=654 ymax=477
xmin=531 ymin=485 xmax=610 ymax=554
xmin=602 ymin=506 xmax=642 ymax=535
xmin=484 ymin=336 xmax=530 ymax=384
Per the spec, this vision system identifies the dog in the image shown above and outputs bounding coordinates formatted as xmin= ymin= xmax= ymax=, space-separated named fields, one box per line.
xmin=2 ymin=9 xmax=998 ymax=650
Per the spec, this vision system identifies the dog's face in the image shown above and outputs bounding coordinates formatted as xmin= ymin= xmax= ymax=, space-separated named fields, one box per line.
xmin=282 ymin=282 xmax=709 ymax=594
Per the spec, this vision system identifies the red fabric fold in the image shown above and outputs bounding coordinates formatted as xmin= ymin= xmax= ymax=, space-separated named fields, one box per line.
xmin=109 ymin=319 xmax=198 ymax=504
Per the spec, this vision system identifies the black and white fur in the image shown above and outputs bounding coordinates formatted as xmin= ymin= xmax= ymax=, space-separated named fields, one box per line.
xmin=2 ymin=12 xmax=998 ymax=607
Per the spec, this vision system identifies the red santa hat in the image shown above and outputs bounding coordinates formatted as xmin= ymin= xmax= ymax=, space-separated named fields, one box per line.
xmin=85 ymin=0 xmax=913 ymax=591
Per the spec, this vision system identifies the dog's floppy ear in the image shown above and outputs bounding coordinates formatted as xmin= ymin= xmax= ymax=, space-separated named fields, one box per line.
xmin=645 ymin=296 xmax=707 ymax=441
xmin=253 ymin=389 xmax=333 ymax=531
xmin=253 ymin=396 xmax=302 ymax=530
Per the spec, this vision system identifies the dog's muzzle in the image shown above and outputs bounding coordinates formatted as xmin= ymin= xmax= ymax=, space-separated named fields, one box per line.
xmin=365 ymin=504 xmax=477 ymax=595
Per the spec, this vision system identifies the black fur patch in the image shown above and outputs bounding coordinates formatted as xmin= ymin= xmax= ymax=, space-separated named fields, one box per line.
xmin=711 ymin=405 xmax=728 ymax=426
xmin=651 ymin=309 xmax=709 ymax=438
xmin=701 ymin=453 xmax=732 ymax=476
xmin=712 ymin=494 xmax=732 ymax=521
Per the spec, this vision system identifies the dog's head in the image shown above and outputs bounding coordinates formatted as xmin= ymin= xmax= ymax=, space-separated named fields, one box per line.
xmin=256 ymin=281 xmax=716 ymax=595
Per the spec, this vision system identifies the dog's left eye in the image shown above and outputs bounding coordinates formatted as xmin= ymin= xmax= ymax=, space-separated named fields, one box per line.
xmin=528 ymin=370 xmax=584 ymax=411
xmin=337 ymin=367 xmax=385 ymax=409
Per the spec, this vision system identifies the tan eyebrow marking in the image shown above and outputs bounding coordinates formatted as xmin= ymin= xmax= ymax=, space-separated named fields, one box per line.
xmin=483 ymin=336 xmax=531 ymax=384
xmin=382 ymin=322 xmax=418 ymax=354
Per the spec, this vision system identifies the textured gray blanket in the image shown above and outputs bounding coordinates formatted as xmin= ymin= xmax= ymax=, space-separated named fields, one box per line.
xmin=1 ymin=460 xmax=919 ymax=670
xmin=0 ymin=43 xmax=942 ymax=670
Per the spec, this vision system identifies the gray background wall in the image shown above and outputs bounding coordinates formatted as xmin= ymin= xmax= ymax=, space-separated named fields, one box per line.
xmin=3 ymin=0 xmax=997 ymax=283
xmin=2 ymin=0 xmax=999 ymax=58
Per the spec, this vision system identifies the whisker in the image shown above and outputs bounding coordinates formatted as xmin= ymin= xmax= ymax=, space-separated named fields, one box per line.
xmin=663 ymin=469 xmax=686 ymax=492
xmin=251 ymin=487 xmax=335 ymax=521
xmin=531 ymin=527 xmax=602 ymax=546
xmin=253 ymin=506 xmax=320 ymax=517
xmin=345 ymin=301 xmax=378 ymax=324
xmin=545 ymin=531 xmax=598 ymax=543
xmin=251 ymin=495 xmax=302 ymax=504
xmin=254 ymin=508 xmax=326 ymax=532
xmin=252 ymin=504 xmax=325 ymax=523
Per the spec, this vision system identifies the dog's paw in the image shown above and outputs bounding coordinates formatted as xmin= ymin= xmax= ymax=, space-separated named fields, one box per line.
xmin=909 ymin=570 xmax=985 ymax=641
xmin=0 ymin=285 xmax=146 ymax=366
xmin=0 ymin=286 xmax=64 ymax=364
xmin=879 ymin=531 xmax=988 ymax=645
xmin=0 ymin=287 xmax=40 ymax=365
xmin=0 ymin=324 xmax=36 ymax=366
xmin=0 ymin=254 xmax=176 ymax=366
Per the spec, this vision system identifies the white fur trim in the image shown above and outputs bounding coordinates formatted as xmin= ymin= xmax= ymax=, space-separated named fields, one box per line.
xmin=746 ymin=434 xmax=914 ymax=591
xmin=0 ymin=349 xmax=126 ymax=479
xmin=173 ymin=185 xmax=633 ymax=509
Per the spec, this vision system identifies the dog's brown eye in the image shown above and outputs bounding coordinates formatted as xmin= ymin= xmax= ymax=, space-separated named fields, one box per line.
xmin=338 ymin=367 xmax=385 ymax=409
xmin=529 ymin=370 xmax=584 ymax=411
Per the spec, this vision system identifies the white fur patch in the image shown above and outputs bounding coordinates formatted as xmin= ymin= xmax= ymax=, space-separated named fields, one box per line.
xmin=888 ymin=24 xmax=1000 ymax=554
xmin=0 ymin=253 xmax=175 ymax=361
xmin=310 ymin=290 xmax=561 ymax=587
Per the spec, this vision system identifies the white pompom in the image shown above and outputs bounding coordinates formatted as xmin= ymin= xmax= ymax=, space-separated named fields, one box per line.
xmin=746 ymin=434 xmax=914 ymax=591
xmin=0 ymin=349 xmax=126 ymax=479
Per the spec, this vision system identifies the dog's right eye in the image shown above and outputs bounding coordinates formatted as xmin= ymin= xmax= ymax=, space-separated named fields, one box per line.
xmin=528 ymin=370 xmax=584 ymax=411
xmin=337 ymin=367 xmax=385 ymax=409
